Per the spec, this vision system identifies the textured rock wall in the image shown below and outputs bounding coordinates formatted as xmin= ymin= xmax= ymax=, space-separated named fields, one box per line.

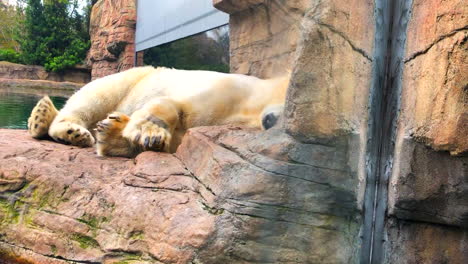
xmin=280 ymin=1 xmax=375 ymax=260
xmin=386 ymin=0 xmax=468 ymax=262
xmin=283 ymin=0 xmax=374 ymax=140
xmin=399 ymin=0 xmax=467 ymax=155
xmin=220 ymin=0 xmax=312 ymax=78
xmin=0 ymin=61 xmax=90 ymax=84
xmin=384 ymin=219 xmax=468 ymax=264
xmin=218 ymin=0 xmax=376 ymax=261
xmin=389 ymin=0 xmax=468 ymax=229
xmin=86 ymin=0 xmax=137 ymax=80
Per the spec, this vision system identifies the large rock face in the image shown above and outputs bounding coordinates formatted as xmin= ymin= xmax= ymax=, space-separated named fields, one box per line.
xmin=399 ymin=0 xmax=467 ymax=155
xmin=389 ymin=139 xmax=468 ymax=228
xmin=0 ymin=127 xmax=361 ymax=263
xmin=86 ymin=0 xmax=137 ymax=80
xmin=386 ymin=0 xmax=468 ymax=262
xmin=388 ymin=0 xmax=468 ymax=229
xmin=283 ymin=0 xmax=374 ymax=140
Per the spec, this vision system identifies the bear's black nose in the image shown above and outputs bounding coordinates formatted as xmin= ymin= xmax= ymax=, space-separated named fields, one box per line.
xmin=262 ymin=112 xmax=278 ymax=130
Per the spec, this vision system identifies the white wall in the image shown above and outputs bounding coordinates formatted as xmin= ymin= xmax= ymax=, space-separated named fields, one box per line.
xmin=135 ymin=0 xmax=229 ymax=52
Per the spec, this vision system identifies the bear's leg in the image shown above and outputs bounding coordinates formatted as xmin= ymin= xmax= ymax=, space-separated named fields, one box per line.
xmin=48 ymin=116 xmax=95 ymax=147
xmin=122 ymin=98 xmax=179 ymax=153
xmin=95 ymin=112 xmax=140 ymax=157
xmin=28 ymin=96 xmax=58 ymax=138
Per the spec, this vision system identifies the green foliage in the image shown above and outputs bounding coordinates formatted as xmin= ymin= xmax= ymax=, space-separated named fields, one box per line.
xmin=0 ymin=48 xmax=22 ymax=63
xmin=17 ymin=0 xmax=46 ymax=65
xmin=44 ymin=37 xmax=89 ymax=72
xmin=144 ymin=28 xmax=230 ymax=73
xmin=0 ymin=3 xmax=23 ymax=51
xmin=15 ymin=0 xmax=91 ymax=72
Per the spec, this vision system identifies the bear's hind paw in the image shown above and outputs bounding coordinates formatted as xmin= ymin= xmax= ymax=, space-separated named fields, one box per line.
xmin=95 ymin=113 xmax=136 ymax=157
xmin=28 ymin=96 xmax=58 ymax=138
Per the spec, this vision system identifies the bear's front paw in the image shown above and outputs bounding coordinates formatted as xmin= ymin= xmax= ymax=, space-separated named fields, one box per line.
xmin=122 ymin=114 xmax=172 ymax=153
xmin=49 ymin=121 xmax=95 ymax=147
xmin=28 ymin=96 xmax=58 ymax=138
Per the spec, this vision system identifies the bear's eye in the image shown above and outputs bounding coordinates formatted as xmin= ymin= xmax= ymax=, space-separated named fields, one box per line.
xmin=262 ymin=112 xmax=278 ymax=130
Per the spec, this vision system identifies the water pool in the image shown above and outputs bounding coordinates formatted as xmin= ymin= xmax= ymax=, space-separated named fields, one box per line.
xmin=0 ymin=88 xmax=68 ymax=129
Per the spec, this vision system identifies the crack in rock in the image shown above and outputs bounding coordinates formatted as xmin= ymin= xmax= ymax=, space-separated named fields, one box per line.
xmin=404 ymin=26 xmax=468 ymax=63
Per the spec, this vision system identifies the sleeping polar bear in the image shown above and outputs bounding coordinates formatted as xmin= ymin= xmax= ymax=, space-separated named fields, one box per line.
xmin=27 ymin=66 xmax=289 ymax=157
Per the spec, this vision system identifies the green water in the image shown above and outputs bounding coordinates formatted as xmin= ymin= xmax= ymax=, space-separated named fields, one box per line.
xmin=0 ymin=89 xmax=67 ymax=129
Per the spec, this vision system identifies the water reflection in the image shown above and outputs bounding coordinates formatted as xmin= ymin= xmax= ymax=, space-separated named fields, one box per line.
xmin=0 ymin=87 xmax=67 ymax=129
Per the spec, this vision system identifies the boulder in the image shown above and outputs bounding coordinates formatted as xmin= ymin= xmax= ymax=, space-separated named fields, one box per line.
xmin=0 ymin=127 xmax=362 ymax=263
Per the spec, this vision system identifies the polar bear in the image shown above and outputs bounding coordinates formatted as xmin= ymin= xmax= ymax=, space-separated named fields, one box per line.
xmin=27 ymin=66 xmax=289 ymax=157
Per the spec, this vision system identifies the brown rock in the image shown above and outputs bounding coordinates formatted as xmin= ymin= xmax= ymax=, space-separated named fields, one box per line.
xmin=0 ymin=126 xmax=362 ymax=263
xmin=86 ymin=0 xmax=137 ymax=80
xmin=0 ymin=78 xmax=81 ymax=96
xmin=0 ymin=61 xmax=90 ymax=84
xmin=227 ymin=0 xmax=312 ymax=78
xmin=0 ymin=242 xmax=69 ymax=264
xmin=0 ymin=129 xmax=214 ymax=263
xmin=283 ymin=0 xmax=374 ymax=140
xmin=400 ymin=0 xmax=467 ymax=155
xmin=405 ymin=0 xmax=467 ymax=60
xmin=384 ymin=1 xmax=468 ymax=262
xmin=388 ymin=0 xmax=468 ymax=230
xmin=213 ymin=0 xmax=265 ymax=14
xmin=384 ymin=218 xmax=468 ymax=264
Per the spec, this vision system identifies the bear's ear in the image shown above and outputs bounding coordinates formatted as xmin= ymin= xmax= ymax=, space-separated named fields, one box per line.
xmin=261 ymin=104 xmax=284 ymax=130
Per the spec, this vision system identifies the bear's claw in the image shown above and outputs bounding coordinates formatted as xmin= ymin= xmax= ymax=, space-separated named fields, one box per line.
xmin=122 ymin=112 xmax=172 ymax=153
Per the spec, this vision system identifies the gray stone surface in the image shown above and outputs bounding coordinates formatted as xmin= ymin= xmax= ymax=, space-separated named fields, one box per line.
xmin=389 ymin=138 xmax=468 ymax=227
xmin=383 ymin=218 xmax=468 ymax=264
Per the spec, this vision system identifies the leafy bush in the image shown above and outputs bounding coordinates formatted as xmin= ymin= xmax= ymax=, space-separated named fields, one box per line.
xmin=0 ymin=48 xmax=22 ymax=64
xmin=44 ymin=39 xmax=89 ymax=72
xmin=15 ymin=0 xmax=91 ymax=72
xmin=0 ymin=2 xmax=22 ymax=51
